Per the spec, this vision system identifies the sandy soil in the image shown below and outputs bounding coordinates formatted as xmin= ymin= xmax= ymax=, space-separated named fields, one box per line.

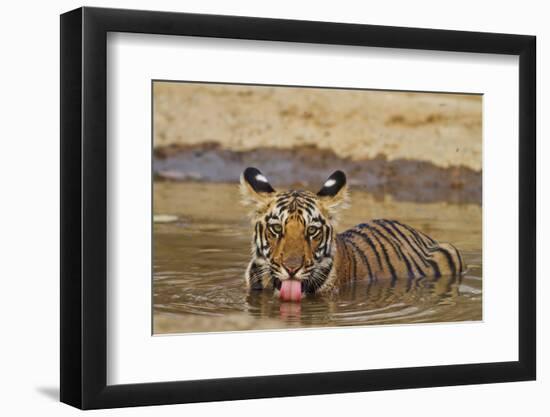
xmin=153 ymin=82 xmax=482 ymax=171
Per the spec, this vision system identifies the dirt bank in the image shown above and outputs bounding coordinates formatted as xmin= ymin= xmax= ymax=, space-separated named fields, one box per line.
xmin=153 ymin=82 xmax=482 ymax=171
xmin=154 ymin=144 xmax=481 ymax=204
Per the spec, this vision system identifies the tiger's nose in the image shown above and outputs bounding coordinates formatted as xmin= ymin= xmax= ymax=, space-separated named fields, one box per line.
xmin=283 ymin=257 xmax=303 ymax=276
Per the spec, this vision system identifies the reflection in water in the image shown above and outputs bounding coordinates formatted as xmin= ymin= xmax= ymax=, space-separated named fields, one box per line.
xmin=153 ymin=182 xmax=482 ymax=334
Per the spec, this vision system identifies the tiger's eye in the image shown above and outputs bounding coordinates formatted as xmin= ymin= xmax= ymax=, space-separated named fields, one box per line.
xmin=270 ymin=224 xmax=283 ymax=234
xmin=307 ymin=225 xmax=319 ymax=236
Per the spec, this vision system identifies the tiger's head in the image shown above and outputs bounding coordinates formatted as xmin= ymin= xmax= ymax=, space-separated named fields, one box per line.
xmin=240 ymin=167 xmax=348 ymax=301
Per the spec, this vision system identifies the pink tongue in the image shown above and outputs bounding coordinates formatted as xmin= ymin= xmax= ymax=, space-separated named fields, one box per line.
xmin=279 ymin=280 xmax=302 ymax=302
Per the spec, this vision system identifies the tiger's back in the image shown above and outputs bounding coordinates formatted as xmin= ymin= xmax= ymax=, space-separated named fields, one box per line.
xmin=333 ymin=219 xmax=464 ymax=286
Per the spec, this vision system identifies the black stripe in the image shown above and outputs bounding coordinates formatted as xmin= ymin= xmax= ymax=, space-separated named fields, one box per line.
xmin=323 ymin=225 xmax=332 ymax=256
xmin=394 ymin=221 xmax=431 ymax=249
xmin=254 ymin=227 xmax=263 ymax=257
xmin=435 ymin=247 xmax=457 ymax=276
xmin=346 ymin=229 xmax=383 ymax=270
xmin=364 ymin=223 xmax=406 ymax=280
xmin=427 ymin=259 xmax=441 ymax=279
xmin=370 ymin=222 xmax=403 ymax=261
xmin=256 ymin=222 xmax=265 ymax=255
xmin=345 ymin=238 xmax=374 ymax=282
xmin=348 ymin=241 xmax=357 ymax=280
xmin=383 ymin=220 xmax=430 ymax=269
xmin=303 ymin=264 xmax=331 ymax=293
xmin=394 ymin=222 xmax=443 ymax=279
xmin=313 ymin=215 xmax=327 ymax=225
xmin=367 ymin=228 xmax=398 ymax=283
xmin=395 ymin=221 xmax=434 ymax=259
xmin=247 ymin=262 xmax=264 ymax=290
xmin=259 ymin=222 xmax=266 ymax=249
xmin=298 ymin=199 xmax=316 ymax=209
xmin=417 ymin=229 xmax=437 ymax=245
xmin=395 ymin=220 xmax=456 ymax=277
xmin=340 ymin=237 xmax=354 ymax=279
xmin=399 ymin=222 xmax=435 ymax=248
xmin=275 ymin=201 xmax=286 ymax=209
xmin=449 ymin=243 xmax=464 ymax=273
xmin=405 ymin=275 xmax=413 ymax=292
xmin=302 ymin=205 xmax=313 ymax=216
xmin=408 ymin=252 xmax=426 ymax=277
xmin=368 ymin=223 xmax=415 ymax=280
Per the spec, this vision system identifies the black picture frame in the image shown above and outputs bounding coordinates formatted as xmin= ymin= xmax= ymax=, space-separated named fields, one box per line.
xmin=60 ymin=6 xmax=536 ymax=410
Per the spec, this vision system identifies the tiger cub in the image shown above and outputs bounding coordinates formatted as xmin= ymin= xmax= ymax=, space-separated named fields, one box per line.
xmin=240 ymin=167 xmax=464 ymax=302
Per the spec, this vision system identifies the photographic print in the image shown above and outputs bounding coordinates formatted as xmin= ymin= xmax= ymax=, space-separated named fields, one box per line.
xmin=152 ymin=81 xmax=482 ymax=335
xmin=60 ymin=8 xmax=536 ymax=407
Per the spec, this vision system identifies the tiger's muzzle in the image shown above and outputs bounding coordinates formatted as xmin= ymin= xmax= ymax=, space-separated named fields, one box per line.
xmin=282 ymin=255 xmax=304 ymax=278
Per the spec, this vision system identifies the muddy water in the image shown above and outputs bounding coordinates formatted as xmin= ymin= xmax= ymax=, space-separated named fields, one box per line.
xmin=153 ymin=182 xmax=482 ymax=334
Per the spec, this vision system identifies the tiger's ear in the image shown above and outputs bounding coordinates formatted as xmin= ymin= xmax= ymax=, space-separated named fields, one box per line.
xmin=317 ymin=170 xmax=349 ymax=216
xmin=240 ymin=167 xmax=276 ymax=212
